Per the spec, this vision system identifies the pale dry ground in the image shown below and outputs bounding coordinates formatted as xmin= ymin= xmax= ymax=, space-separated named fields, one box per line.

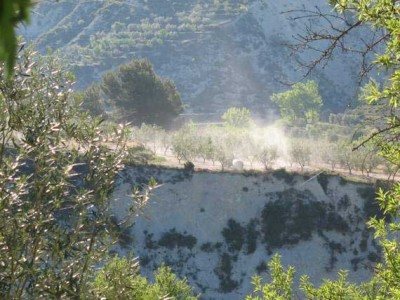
xmin=66 ymin=137 xmax=398 ymax=182
xmin=150 ymin=150 xmax=399 ymax=182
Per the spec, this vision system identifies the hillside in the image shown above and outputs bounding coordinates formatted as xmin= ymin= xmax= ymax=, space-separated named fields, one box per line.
xmin=21 ymin=0 xmax=369 ymax=116
xmin=111 ymin=166 xmax=382 ymax=299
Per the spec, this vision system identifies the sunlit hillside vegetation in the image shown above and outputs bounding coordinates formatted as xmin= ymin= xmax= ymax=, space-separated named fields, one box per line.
xmin=21 ymin=0 xmax=365 ymax=114
xmin=27 ymin=0 xmax=264 ymax=66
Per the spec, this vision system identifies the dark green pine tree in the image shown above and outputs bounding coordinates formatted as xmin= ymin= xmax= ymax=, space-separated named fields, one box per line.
xmin=100 ymin=59 xmax=183 ymax=128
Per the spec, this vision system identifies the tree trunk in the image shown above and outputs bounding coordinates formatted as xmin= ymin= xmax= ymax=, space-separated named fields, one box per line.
xmin=348 ymin=165 xmax=352 ymax=174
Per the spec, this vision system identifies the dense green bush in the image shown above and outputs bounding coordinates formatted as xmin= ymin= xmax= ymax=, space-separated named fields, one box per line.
xmin=0 ymin=48 xmax=155 ymax=298
xmin=92 ymin=256 xmax=199 ymax=299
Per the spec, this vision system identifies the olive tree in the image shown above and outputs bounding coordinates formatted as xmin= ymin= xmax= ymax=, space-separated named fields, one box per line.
xmin=239 ymin=133 xmax=258 ymax=167
xmin=318 ymin=142 xmax=341 ymax=171
xmin=214 ymin=145 xmax=234 ymax=171
xmin=196 ymin=136 xmax=216 ymax=163
xmin=288 ymin=140 xmax=311 ymax=172
xmin=257 ymin=145 xmax=278 ymax=170
xmin=351 ymin=143 xmax=382 ymax=176
xmin=133 ymin=123 xmax=164 ymax=154
xmin=171 ymin=125 xmax=196 ymax=163
xmin=0 ymin=48 xmax=147 ymax=298
xmin=337 ymin=140 xmax=357 ymax=174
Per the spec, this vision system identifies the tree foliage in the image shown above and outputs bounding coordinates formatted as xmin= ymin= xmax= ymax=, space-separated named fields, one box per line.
xmin=171 ymin=124 xmax=197 ymax=163
xmin=289 ymin=141 xmax=311 ymax=172
xmin=0 ymin=0 xmax=32 ymax=76
xmin=98 ymin=59 xmax=183 ymax=127
xmin=271 ymin=80 xmax=322 ymax=125
xmin=257 ymin=145 xmax=278 ymax=170
xmin=79 ymin=84 xmax=106 ymax=118
xmin=92 ymin=256 xmax=199 ymax=299
xmin=246 ymin=254 xmax=295 ymax=300
xmin=222 ymin=107 xmax=252 ymax=128
xmin=248 ymin=0 xmax=400 ymax=298
xmin=0 ymin=47 xmax=153 ymax=298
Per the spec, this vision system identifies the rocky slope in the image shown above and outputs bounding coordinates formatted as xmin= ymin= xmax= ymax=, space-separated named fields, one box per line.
xmin=111 ymin=166 xmax=383 ymax=299
xmin=22 ymin=0 xmax=368 ymax=116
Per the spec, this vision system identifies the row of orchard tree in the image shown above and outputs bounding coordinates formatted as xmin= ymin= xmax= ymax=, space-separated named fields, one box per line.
xmin=130 ymin=108 xmax=397 ymax=178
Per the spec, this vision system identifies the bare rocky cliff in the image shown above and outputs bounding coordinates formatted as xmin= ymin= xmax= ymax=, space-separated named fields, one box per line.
xmin=111 ymin=166 xmax=382 ymax=299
